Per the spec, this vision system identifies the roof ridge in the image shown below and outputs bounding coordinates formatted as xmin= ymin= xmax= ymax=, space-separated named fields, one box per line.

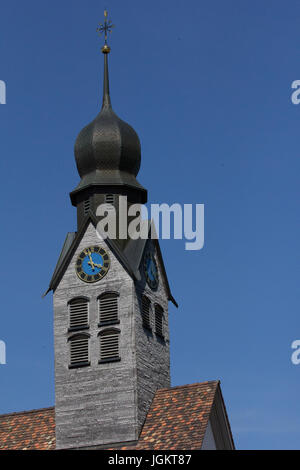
xmin=0 ymin=383 xmax=219 ymax=419
xmin=0 ymin=406 xmax=54 ymax=419
xmin=158 ymin=380 xmax=220 ymax=393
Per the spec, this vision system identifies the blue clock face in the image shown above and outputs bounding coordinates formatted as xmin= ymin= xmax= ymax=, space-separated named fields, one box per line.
xmin=76 ymin=246 xmax=110 ymax=283
xmin=143 ymin=252 xmax=159 ymax=289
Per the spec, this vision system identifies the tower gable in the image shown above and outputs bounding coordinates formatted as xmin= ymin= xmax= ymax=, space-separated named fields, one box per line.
xmin=46 ymin=216 xmax=177 ymax=307
xmin=54 ymin=221 xmax=132 ymax=293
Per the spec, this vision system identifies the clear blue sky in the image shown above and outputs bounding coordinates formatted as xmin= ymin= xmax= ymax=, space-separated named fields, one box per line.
xmin=0 ymin=0 xmax=299 ymax=450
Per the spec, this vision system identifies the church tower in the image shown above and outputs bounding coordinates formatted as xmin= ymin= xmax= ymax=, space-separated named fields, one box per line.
xmin=47 ymin=13 xmax=176 ymax=450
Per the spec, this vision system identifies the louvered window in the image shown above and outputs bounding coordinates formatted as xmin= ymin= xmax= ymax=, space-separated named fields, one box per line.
xmin=155 ymin=304 xmax=164 ymax=338
xmin=141 ymin=295 xmax=151 ymax=330
xmin=99 ymin=329 xmax=120 ymax=363
xmin=103 ymin=194 xmax=115 ymax=211
xmin=105 ymin=194 xmax=115 ymax=204
xmin=99 ymin=293 xmax=119 ymax=326
xmin=83 ymin=198 xmax=91 ymax=215
xmin=69 ymin=298 xmax=89 ymax=331
xmin=69 ymin=334 xmax=90 ymax=368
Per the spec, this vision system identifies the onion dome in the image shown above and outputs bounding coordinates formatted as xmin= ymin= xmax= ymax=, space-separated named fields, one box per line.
xmin=70 ymin=43 xmax=146 ymax=205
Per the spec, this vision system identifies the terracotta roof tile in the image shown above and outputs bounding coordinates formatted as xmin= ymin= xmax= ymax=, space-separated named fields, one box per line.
xmin=0 ymin=381 xmax=223 ymax=450
xmin=0 ymin=407 xmax=55 ymax=450
xmin=119 ymin=381 xmax=220 ymax=450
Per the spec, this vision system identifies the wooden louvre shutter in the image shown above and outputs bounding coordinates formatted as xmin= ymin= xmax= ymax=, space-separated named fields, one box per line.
xmin=105 ymin=194 xmax=115 ymax=204
xmin=155 ymin=305 xmax=164 ymax=338
xmin=99 ymin=330 xmax=120 ymax=362
xmin=69 ymin=298 xmax=89 ymax=330
xmin=141 ymin=295 xmax=151 ymax=330
xmin=99 ymin=293 xmax=119 ymax=325
xmin=104 ymin=194 xmax=115 ymax=211
xmin=83 ymin=198 xmax=90 ymax=215
xmin=69 ymin=335 xmax=89 ymax=367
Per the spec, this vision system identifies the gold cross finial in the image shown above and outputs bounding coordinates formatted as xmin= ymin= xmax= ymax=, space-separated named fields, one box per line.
xmin=97 ymin=10 xmax=114 ymax=53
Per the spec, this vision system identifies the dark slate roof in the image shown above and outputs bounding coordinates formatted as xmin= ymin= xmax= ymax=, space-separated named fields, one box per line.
xmin=50 ymin=232 xmax=76 ymax=284
xmin=0 ymin=382 xmax=234 ymax=450
xmin=44 ymin=214 xmax=177 ymax=306
xmin=71 ymin=50 xmax=147 ymax=204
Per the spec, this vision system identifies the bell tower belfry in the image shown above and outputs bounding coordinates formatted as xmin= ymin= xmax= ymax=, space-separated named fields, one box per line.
xmin=46 ymin=12 xmax=177 ymax=450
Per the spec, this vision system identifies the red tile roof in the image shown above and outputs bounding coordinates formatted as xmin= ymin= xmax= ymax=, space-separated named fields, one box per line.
xmin=0 ymin=381 xmax=232 ymax=450
xmin=120 ymin=381 xmax=220 ymax=450
xmin=0 ymin=407 xmax=55 ymax=450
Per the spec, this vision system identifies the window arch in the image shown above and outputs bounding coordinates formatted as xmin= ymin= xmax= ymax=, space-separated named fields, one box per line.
xmin=68 ymin=297 xmax=89 ymax=331
xmin=98 ymin=292 xmax=119 ymax=326
xmin=98 ymin=328 xmax=120 ymax=363
xmin=141 ymin=295 xmax=151 ymax=330
xmin=68 ymin=333 xmax=90 ymax=368
xmin=155 ymin=304 xmax=164 ymax=338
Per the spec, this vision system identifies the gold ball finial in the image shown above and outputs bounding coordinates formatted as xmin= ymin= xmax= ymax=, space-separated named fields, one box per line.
xmin=97 ymin=10 xmax=114 ymax=53
xmin=101 ymin=44 xmax=111 ymax=54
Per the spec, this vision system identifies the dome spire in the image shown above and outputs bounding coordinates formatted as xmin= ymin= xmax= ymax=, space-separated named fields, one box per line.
xmin=102 ymin=50 xmax=111 ymax=108
xmin=97 ymin=10 xmax=114 ymax=108
xmin=71 ymin=11 xmax=147 ymax=213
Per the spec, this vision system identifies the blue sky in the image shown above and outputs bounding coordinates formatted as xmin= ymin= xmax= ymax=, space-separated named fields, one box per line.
xmin=0 ymin=0 xmax=299 ymax=450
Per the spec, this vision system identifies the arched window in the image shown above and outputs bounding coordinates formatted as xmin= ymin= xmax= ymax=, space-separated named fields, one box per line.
xmin=98 ymin=329 xmax=120 ymax=363
xmin=68 ymin=297 xmax=89 ymax=331
xmin=68 ymin=333 xmax=90 ymax=368
xmin=98 ymin=292 xmax=119 ymax=326
xmin=155 ymin=304 xmax=164 ymax=338
xmin=141 ymin=295 xmax=151 ymax=330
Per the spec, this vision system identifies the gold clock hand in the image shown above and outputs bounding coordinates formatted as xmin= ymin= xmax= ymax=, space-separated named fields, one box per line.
xmin=87 ymin=249 xmax=95 ymax=271
xmin=88 ymin=262 xmax=95 ymax=270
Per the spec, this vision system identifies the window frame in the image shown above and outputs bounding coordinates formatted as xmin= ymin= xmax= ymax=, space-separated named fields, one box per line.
xmin=98 ymin=292 xmax=120 ymax=327
xmin=98 ymin=328 xmax=121 ymax=364
xmin=105 ymin=194 xmax=115 ymax=205
xmin=154 ymin=303 xmax=164 ymax=340
xmin=68 ymin=297 xmax=90 ymax=332
xmin=68 ymin=332 xmax=90 ymax=369
xmin=141 ymin=295 xmax=152 ymax=331
xmin=83 ymin=198 xmax=91 ymax=215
